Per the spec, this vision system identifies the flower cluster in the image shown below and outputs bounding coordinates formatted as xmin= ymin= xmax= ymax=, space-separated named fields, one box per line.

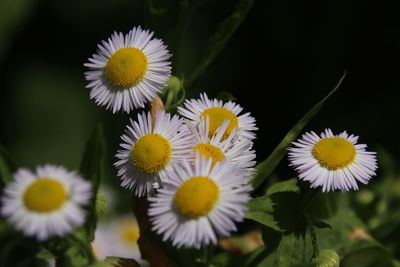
xmin=114 ymin=93 xmax=257 ymax=248
xmin=84 ymin=26 xmax=258 ymax=248
xmin=0 ymin=25 xmax=378 ymax=262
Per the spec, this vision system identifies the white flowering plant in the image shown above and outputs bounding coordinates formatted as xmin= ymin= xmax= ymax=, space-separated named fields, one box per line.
xmin=0 ymin=1 xmax=398 ymax=267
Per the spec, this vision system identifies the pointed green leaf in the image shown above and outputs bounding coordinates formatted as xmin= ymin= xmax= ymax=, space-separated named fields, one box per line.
xmin=245 ymin=195 xmax=280 ymax=231
xmin=273 ymin=231 xmax=315 ymax=267
xmin=79 ymin=125 xmax=105 ymax=242
xmin=0 ymin=143 xmax=16 ymax=186
xmin=266 ymin=178 xmax=299 ymax=195
xmin=261 ymin=226 xmax=282 ymax=255
xmin=308 ymin=192 xmax=338 ymax=220
xmin=251 ymin=71 xmax=347 ymax=191
xmin=186 ymin=0 xmax=254 ymax=87
xmin=246 ymin=179 xmax=304 ymax=231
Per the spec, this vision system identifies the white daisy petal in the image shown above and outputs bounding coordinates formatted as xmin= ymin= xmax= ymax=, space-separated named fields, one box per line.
xmin=1 ymin=164 xmax=91 ymax=241
xmin=186 ymin=118 xmax=256 ymax=183
xmin=148 ymin=156 xmax=252 ymax=249
xmin=288 ymin=128 xmax=377 ymax=192
xmin=85 ymin=26 xmax=171 ymax=113
xmin=115 ymin=110 xmax=194 ymax=197
xmin=178 ymin=93 xmax=257 ymax=141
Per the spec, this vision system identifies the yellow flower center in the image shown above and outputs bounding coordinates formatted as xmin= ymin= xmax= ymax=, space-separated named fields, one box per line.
xmin=312 ymin=137 xmax=356 ymax=170
xmin=120 ymin=221 xmax=140 ymax=246
xmin=24 ymin=178 xmax=67 ymax=212
xmin=131 ymin=133 xmax=171 ymax=174
xmin=104 ymin=47 xmax=148 ymax=88
xmin=174 ymin=176 xmax=219 ymax=218
xmin=193 ymin=143 xmax=224 ymax=167
xmin=201 ymin=107 xmax=239 ymax=139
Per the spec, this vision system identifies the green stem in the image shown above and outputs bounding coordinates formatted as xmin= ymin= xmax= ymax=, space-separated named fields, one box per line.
xmin=309 ymin=224 xmax=319 ymax=259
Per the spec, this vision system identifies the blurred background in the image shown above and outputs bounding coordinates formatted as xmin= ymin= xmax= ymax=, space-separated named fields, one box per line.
xmin=0 ymin=0 xmax=400 ymax=239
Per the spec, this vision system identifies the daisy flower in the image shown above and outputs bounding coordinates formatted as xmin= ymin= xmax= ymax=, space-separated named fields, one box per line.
xmin=114 ymin=110 xmax=194 ymax=197
xmin=288 ymin=129 xmax=378 ymax=192
xmin=178 ymin=93 xmax=257 ymax=141
xmin=148 ymin=156 xmax=252 ymax=249
xmin=187 ymin=117 xmax=256 ymax=182
xmin=1 ymin=165 xmax=91 ymax=241
xmin=84 ymin=26 xmax=171 ymax=113
xmin=92 ymin=215 xmax=148 ymax=266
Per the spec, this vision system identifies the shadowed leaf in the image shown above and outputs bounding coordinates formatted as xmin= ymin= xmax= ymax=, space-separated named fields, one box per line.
xmin=251 ymin=71 xmax=347 ymax=191
xmin=79 ymin=125 xmax=105 ymax=242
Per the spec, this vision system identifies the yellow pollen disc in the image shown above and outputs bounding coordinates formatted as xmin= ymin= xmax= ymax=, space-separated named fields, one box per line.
xmin=104 ymin=47 xmax=148 ymax=88
xmin=312 ymin=137 xmax=356 ymax=170
xmin=193 ymin=143 xmax=224 ymax=167
xmin=120 ymin=222 xmax=140 ymax=245
xmin=131 ymin=133 xmax=171 ymax=174
xmin=24 ymin=178 xmax=67 ymax=212
xmin=174 ymin=176 xmax=219 ymax=218
xmin=201 ymin=107 xmax=239 ymax=140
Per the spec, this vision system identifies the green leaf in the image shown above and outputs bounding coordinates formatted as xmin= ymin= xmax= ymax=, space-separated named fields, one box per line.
xmin=313 ymin=249 xmax=340 ymax=267
xmin=0 ymin=143 xmax=16 ymax=186
xmin=245 ymin=195 xmax=279 ymax=231
xmin=44 ymin=233 xmax=95 ymax=267
xmin=273 ymin=231 xmax=315 ymax=267
xmin=60 ymin=245 xmax=92 ymax=267
xmin=238 ymin=246 xmax=269 ymax=267
xmin=246 ymin=193 xmax=307 ymax=233
xmin=266 ymin=178 xmax=300 ymax=195
xmin=314 ymin=194 xmax=374 ymax=255
xmin=339 ymin=240 xmax=394 ymax=267
xmin=209 ymin=252 xmax=233 ymax=267
xmin=246 ymin=179 xmax=306 ymax=232
xmin=251 ymin=71 xmax=347 ymax=191
xmin=79 ymin=125 xmax=105 ymax=242
xmin=261 ymin=226 xmax=283 ymax=255
xmin=36 ymin=248 xmax=55 ymax=260
xmin=186 ymin=0 xmax=254 ymax=88
xmin=308 ymin=192 xmax=338 ymax=220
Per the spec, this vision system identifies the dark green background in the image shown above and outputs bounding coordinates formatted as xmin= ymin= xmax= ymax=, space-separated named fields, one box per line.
xmin=0 ymin=0 xmax=399 ymax=188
